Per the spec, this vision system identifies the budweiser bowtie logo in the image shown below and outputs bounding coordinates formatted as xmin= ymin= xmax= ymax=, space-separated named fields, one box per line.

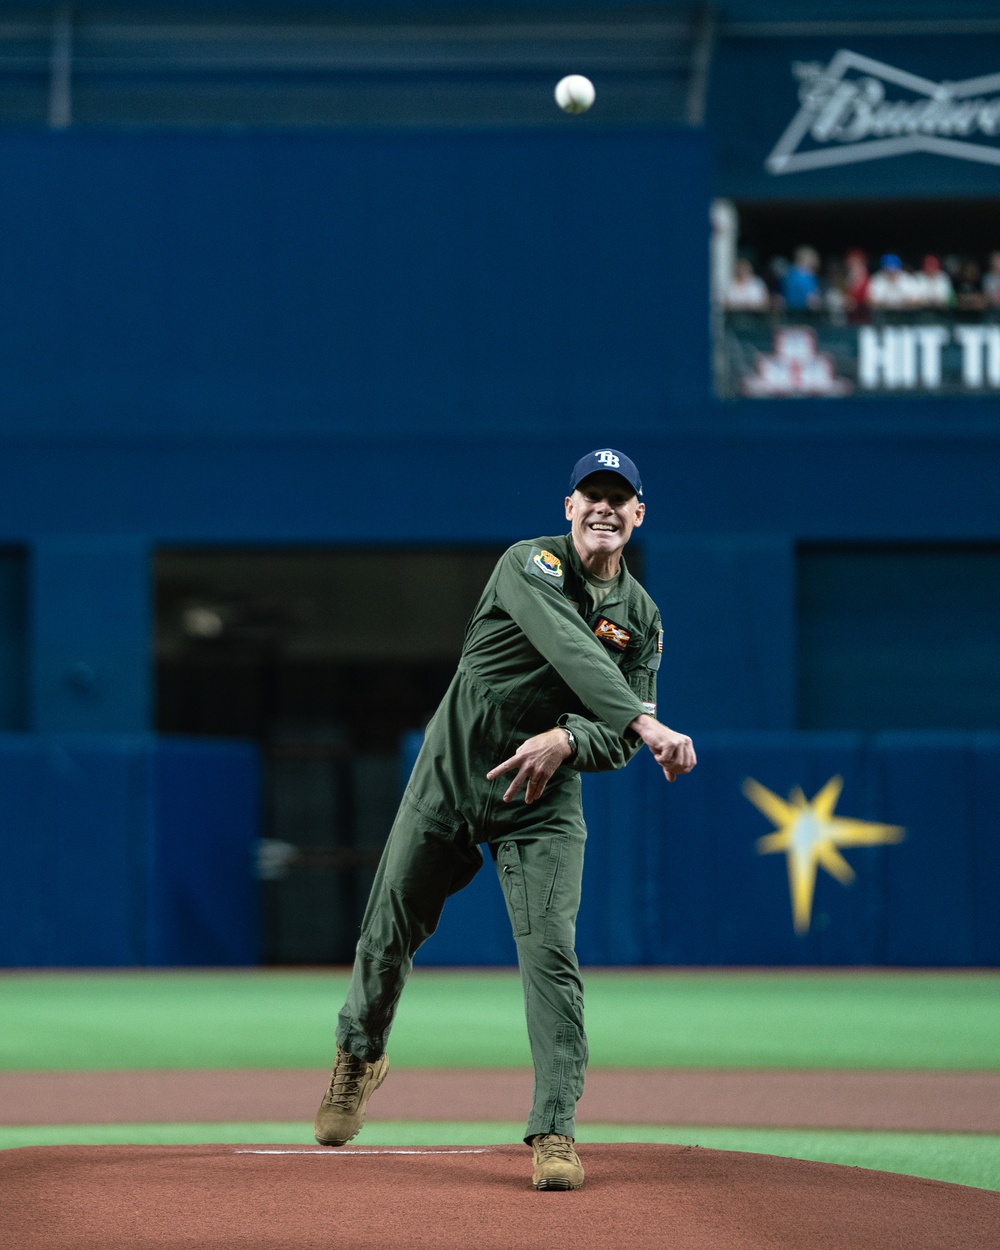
xmin=766 ymin=49 xmax=1000 ymax=174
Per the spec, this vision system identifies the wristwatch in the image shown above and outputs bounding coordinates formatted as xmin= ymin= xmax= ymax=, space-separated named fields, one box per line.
xmin=562 ymin=727 xmax=578 ymax=757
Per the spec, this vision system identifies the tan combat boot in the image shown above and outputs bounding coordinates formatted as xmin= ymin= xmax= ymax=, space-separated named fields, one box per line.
xmin=531 ymin=1133 xmax=584 ymax=1190
xmin=314 ymin=1044 xmax=388 ymax=1146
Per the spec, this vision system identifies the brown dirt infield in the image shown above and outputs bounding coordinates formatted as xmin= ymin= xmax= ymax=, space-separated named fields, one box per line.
xmin=3 ymin=1068 xmax=998 ymax=1131
xmin=3 ymin=1142 xmax=998 ymax=1250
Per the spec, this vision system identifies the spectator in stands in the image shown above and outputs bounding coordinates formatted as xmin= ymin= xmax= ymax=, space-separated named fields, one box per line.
xmin=942 ymin=254 xmax=963 ymax=284
xmin=767 ymin=256 xmax=789 ymax=302
xmin=954 ymin=259 xmax=986 ymax=312
xmin=822 ymin=258 xmax=848 ymax=324
xmin=867 ymin=254 xmax=918 ymax=311
xmin=981 ymin=252 xmax=1000 ymax=310
xmin=723 ymin=258 xmax=770 ymax=311
xmin=781 ymin=246 xmax=822 ymax=311
xmin=843 ymin=249 xmax=870 ymax=319
xmin=911 ymin=255 xmax=953 ymax=310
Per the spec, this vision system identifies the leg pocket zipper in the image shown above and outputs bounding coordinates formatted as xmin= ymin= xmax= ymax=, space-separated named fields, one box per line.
xmin=497 ymin=841 xmax=531 ymax=937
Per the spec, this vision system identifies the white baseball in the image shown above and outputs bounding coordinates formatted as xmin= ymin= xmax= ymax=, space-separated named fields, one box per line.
xmin=555 ymin=75 xmax=595 ymax=115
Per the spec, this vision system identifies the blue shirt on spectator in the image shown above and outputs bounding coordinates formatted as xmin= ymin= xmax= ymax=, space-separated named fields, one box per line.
xmin=782 ymin=264 xmax=819 ymax=310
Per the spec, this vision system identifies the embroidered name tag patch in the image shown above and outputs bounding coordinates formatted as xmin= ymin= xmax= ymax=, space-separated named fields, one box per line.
xmin=527 ymin=548 xmax=563 ymax=579
xmin=594 ymin=617 xmax=631 ymax=651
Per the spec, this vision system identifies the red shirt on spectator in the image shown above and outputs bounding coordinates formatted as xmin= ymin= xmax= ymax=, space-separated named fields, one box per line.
xmin=844 ymin=249 xmax=870 ymax=316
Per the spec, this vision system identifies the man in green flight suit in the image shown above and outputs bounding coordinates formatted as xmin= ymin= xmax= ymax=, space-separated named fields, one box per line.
xmin=315 ymin=448 xmax=696 ymax=1190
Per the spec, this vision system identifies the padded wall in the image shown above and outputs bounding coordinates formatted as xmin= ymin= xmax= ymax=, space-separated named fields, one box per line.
xmin=415 ymin=732 xmax=1000 ymax=967
xmin=0 ymin=735 xmax=260 ymax=967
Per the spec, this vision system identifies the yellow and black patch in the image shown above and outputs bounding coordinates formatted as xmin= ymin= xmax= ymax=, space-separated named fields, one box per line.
xmin=526 ymin=547 xmax=564 ymax=580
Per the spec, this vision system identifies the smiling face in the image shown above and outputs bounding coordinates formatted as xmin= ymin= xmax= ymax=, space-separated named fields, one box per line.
xmin=565 ymin=471 xmax=645 ymax=575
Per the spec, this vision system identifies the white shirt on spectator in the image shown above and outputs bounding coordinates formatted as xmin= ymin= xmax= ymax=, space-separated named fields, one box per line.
xmin=910 ymin=271 xmax=954 ymax=308
xmin=867 ymin=270 xmax=920 ymax=310
xmin=724 ymin=274 xmax=770 ymax=311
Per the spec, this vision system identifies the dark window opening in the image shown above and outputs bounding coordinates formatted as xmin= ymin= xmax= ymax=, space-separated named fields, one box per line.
xmin=155 ymin=546 xmax=504 ymax=963
xmin=0 ymin=548 xmax=27 ymax=732
xmin=798 ymin=543 xmax=1000 ymax=731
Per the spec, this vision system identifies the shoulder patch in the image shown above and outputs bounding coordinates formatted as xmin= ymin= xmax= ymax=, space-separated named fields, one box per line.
xmin=526 ymin=547 xmax=564 ymax=580
xmin=594 ymin=617 xmax=631 ymax=652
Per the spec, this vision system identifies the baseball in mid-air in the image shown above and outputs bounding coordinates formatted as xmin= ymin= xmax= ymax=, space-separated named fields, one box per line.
xmin=555 ymin=75 xmax=595 ymax=114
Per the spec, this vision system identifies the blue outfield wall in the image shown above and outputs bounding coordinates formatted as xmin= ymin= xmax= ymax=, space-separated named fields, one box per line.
xmin=0 ymin=127 xmax=995 ymax=965
xmin=0 ymin=127 xmax=995 ymax=747
xmin=0 ymin=128 xmax=709 ymax=443
xmin=0 ymin=735 xmax=260 ymax=967
xmin=1 ymin=729 xmax=997 ymax=968
xmin=414 ymin=732 xmax=1000 ymax=967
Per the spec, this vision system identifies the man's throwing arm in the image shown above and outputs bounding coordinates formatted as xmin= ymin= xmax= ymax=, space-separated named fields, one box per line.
xmin=557 ymin=626 xmax=660 ymax=772
xmin=496 ymin=547 xmax=654 ymax=771
xmin=485 ymin=546 xmax=695 ymax=797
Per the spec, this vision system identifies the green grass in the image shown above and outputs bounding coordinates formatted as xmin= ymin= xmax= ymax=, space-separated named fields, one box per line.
xmin=2 ymin=1122 xmax=997 ymax=1192
xmin=5 ymin=971 xmax=996 ymax=1199
xmin=2 ymin=970 xmax=999 ymax=1071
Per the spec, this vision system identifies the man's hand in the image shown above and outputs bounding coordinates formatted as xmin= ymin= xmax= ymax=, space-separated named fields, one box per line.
xmin=487 ymin=728 xmax=574 ymax=804
xmin=629 ymin=714 xmax=696 ymax=782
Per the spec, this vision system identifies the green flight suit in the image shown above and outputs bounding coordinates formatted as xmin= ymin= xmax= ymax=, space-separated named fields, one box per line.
xmin=336 ymin=532 xmax=662 ymax=1141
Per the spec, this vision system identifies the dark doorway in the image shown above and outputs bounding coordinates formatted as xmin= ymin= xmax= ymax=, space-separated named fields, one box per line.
xmin=155 ymin=547 xmax=504 ymax=963
xmin=798 ymin=543 xmax=1000 ymax=731
xmin=0 ymin=548 xmax=26 ymax=731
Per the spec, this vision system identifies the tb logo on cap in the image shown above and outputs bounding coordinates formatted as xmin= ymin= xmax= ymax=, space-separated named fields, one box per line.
xmin=596 ymin=450 xmax=621 ymax=468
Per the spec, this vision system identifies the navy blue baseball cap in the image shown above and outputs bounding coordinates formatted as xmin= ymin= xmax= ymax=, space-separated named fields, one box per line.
xmin=569 ymin=449 xmax=643 ymax=498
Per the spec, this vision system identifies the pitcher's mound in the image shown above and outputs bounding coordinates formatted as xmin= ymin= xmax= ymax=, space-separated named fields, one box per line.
xmin=3 ymin=1142 xmax=997 ymax=1250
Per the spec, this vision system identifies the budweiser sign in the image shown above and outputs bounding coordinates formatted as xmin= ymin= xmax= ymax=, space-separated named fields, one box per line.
xmin=766 ymin=49 xmax=1000 ymax=174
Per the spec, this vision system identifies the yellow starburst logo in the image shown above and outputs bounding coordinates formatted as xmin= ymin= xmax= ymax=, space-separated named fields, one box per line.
xmin=744 ymin=775 xmax=905 ymax=935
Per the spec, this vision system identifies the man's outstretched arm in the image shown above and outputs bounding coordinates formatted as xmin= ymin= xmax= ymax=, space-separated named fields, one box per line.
xmin=487 ymin=716 xmax=695 ymax=803
xmin=626 ymin=714 xmax=696 ymax=782
xmin=494 ymin=548 xmax=646 ymax=737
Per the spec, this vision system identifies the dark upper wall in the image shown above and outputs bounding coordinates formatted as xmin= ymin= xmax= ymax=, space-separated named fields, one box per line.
xmin=7 ymin=3 xmax=999 ymax=15
xmin=0 ymin=7 xmax=703 ymax=129
xmin=718 ymin=1 xmax=1000 ymax=19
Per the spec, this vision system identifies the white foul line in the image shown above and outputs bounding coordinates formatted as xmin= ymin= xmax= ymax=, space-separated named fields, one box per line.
xmin=235 ymin=1148 xmax=495 ymax=1156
